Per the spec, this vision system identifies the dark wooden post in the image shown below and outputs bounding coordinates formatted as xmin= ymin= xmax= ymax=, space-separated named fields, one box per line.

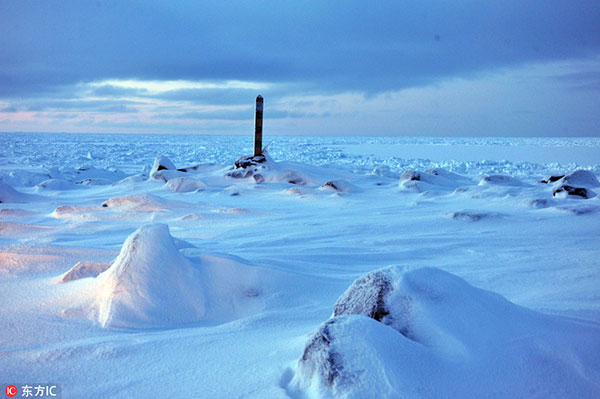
xmin=254 ymin=95 xmax=263 ymax=157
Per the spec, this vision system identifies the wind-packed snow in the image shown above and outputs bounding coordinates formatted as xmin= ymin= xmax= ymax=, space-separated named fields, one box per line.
xmin=1 ymin=133 xmax=599 ymax=398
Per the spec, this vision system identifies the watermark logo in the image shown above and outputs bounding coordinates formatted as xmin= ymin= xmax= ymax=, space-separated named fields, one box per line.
xmin=5 ymin=385 xmax=18 ymax=397
xmin=3 ymin=384 xmax=60 ymax=398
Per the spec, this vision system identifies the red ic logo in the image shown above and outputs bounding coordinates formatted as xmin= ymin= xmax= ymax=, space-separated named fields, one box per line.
xmin=5 ymin=385 xmax=18 ymax=397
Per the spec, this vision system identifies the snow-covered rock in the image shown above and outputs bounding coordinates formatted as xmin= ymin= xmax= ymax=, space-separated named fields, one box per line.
xmin=165 ymin=177 xmax=206 ymax=193
xmin=150 ymin=155 xmax=185 ymax=182
xmin=61 ymin=261 xmax=112 ymax=283
xmin=399 ymin=169 xmax=471 ymax=192
xmin=478 ymin=174 xmax=527 ymax=186
xmin=35 ymin=178 xmax=80 ymax=191
xmin=0 ymin=182 xmax=31 ymax=203
xmin=76 ymin=178 xmax=112 ymax=186
xmin=291 ymin=266 xmax=600 ymax=398
xmin=447 ymin=210 xmax=500 ymax=221
xmin=549 ymin=170 xmax=599 ymax=199
xmin=545 ymin=170 xmax=599 ymax=188
xmin=553 ymin=185 xmax=596 ymax=199
xmin=101 ymin=193 xmax=170 ymax=212
xmin=91 ymin=224 xmax=266 ymax=328
xmin=319 ymin=179 xmax=358 ymax=193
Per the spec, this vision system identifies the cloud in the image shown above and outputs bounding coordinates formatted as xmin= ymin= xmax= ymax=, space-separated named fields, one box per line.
xmin=1 ymin=1 xmax=599 ymax=97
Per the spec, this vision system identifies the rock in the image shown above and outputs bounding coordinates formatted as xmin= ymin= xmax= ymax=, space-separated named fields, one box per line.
xmin=553 ymin=185 xmax=594 ymax=199
xmin=280 ymin=170 xmax=306 ymax=185
xmin=540 ymin=175 xmax=565 ymax=184
xmin=447 ymin=211 xmax=496 ymax=221
xmin=35 ymin=179 xmax=79 ymax=191
xmin=76 ymin=178 xmax=112 ymax=186
xmin=227 ymin=168 xmax=254 ymax=179
xmin=165 ymin=177 xmax=205 ymax=193
xmin=234 ymin=154 xmax=266 ymax=169
xmin=319 ymin=179 xmax=357 ymax=193
xmin=150 ymin=156 xmax=183 ymax=182
xmin=333 ymin=270 xmax=393 ymax=323
xmin=227 ymin=155 xmax=268 ymax=180
xmin=61 ymin=261 xmax=112 ymax=283
xmin=253 ymin=173 xmax=265 ymax=183
xmin=478 ymin=175 xmax=525 ymax=186
xmin=529 ymin=199 xmax=551 ymax=209
xmin=152 ymin=156 xmax=176 ymax=172
xmin=401 ymin=170 xmax=421 ymax=181
xmin=298 ymin=317 xmax=349 ymax=387
xmin=399 ymin=169 xmax=471 ymax=192
xmin=101 ymin=193 xmax=169 ymax=211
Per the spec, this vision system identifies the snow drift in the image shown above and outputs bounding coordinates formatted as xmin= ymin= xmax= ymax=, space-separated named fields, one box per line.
xmin=0 ymin=182 xmax=34 ymax=203
xmin=90 ymin=223 xmax=266 ymax=328
xmin=290 ymin=266 xmax=600 ymax=399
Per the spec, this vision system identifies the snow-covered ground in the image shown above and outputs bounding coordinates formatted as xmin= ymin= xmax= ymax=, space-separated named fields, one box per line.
xmin=1 ymin=133 xmax=599 ymax=398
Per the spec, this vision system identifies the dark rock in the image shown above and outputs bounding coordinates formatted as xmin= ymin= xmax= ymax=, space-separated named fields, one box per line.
xmin=234 ymin=155 xmax=266 ymax=169
xmin=253 ymin=173 xmax=265 ymax=183
xmin=227 ymin=169 xmax=254 ymax=179
xmin=401 ymin=171 xmax=421 ymax=181
xmin=333 ymin=270 xmax=393 ymax=322
xmin=300 ymin=318 xmax=348 ymax=387
xmin=541 ymin=175 xmax=565 ymax=184
xmin=280 ymin=170 xmax=306 ymax=185
xmin=553 ymin=185 xmax=591 ymax=199
xmin=157 ymin=165 xmax=168 ymax=171
xmin=479 ymin=175 xmax=524 ymax=186
xmin=322 ymin=181 xmax=339 ymax=191
xmin=529 ymin=199 xmax=551 ymax=209
xmin=227 ymin=155 xmax=268 ymax=179
xmin=448 ymin=211 xmax=494 ymax=221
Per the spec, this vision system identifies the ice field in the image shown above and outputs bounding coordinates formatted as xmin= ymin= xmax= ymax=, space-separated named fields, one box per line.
xmin=1 ymin=133 xmax=599 ymax=398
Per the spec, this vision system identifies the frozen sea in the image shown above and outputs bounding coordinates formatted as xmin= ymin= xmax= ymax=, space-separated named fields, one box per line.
xmin=0 ymin=133 xmax=599 ymax=398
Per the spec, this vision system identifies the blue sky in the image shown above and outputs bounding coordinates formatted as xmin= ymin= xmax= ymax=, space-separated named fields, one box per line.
xmin=1 ymin=0 xmax=599 ymax=136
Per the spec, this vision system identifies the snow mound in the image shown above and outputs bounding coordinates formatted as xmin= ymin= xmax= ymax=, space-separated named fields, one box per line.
xmin=446 ymin=210 xmax=500 ymax=221
xmin=76 ymin=178 xmax=112 ymax=186
xmin=0 ymin=182 xmax=31 ymax=203
xmin=61 ymin=261 xmax=112 ymax=283
xmin=399 ymin=169 xmax=470 ymax=192
xmin=478 ymin=174 xmax=527 ymax=186
xmin=35 ymin=178 xmax=80 ymax=191
xmin=165 ymin=177 xmax=206 ymax=193
xmin=112 ymin=174 xmax=148 ymax=186
xmin=560 ymin=170 xmax=599 ymax=188
xmin=101 ymin=193 xmax=170 ymax=211
xmin=65 ymin=166 xmax=127 ymax=183
xmin=291 ymin=266 xmax=600 ymax=398
xmin=318 ymin=179 xmax=358 ymax=193
xmin=51 ymin=205 xmax=100 ymax=219
xmin=226 ymin=153 xmax=320 ymax=186
xmin=91 ymin=224 xmax=265 ymax=328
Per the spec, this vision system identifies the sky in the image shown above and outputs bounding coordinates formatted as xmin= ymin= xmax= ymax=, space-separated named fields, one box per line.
xmin=1 ymin=0 xmax=599 ymax=136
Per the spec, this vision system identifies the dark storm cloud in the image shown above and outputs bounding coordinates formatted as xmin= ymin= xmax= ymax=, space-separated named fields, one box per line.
xmin=21 ymin=99 xmax=141 ymax=112
xmin=1 ymin=0 xmax=599 ymax=97
xmin=154 ymin=88 xmax=258 ymax=105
